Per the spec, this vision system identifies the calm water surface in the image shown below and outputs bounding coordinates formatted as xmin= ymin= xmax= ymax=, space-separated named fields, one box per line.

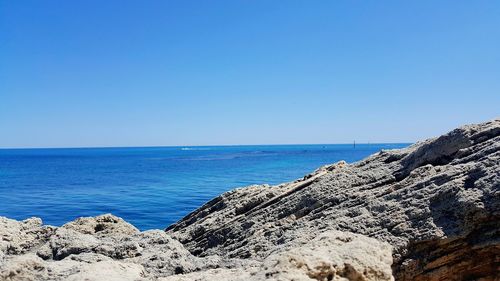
xmin=0 ymin=144 xmax=409 ymax=230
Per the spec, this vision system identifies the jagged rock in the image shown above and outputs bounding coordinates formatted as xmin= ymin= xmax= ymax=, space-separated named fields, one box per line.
xmin=161 ymin=231 xmax=394 ymax=281
xmin=1 ymin=119 xmax=499 ymax=280
xmin=167 ymin=119 xmax=500 ymax=280
xmin=0 ymin=217 xmax=54 ymax=256
xmin=0 ymin=253 xmax=148 ymax=281
xmin=0 ymin=215 xmax=251 ymax=280
xmin=62 ymin=213 xmax=139 ymax=237
xmin=49 ymin=228 xmax=101 ymax=260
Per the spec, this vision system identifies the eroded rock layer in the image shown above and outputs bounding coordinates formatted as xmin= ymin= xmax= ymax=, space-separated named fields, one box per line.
xmin=167 ymin=119 xmax=500 ymax=280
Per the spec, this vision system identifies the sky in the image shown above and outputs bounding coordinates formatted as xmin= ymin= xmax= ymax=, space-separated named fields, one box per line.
xmin=0 ymin=1 xmax=499 ymax=148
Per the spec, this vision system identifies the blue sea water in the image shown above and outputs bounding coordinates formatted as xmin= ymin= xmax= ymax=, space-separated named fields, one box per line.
xmin=0 ymin=144 xmax=409 ymax=230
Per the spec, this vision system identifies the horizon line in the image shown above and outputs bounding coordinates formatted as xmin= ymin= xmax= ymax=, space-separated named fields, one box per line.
xmin=0 ymin=142 xmax=413 ymax=150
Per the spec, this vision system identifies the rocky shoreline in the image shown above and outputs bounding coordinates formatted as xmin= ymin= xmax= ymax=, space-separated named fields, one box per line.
xmin=1 ymin=119 xmax=499 ymax=280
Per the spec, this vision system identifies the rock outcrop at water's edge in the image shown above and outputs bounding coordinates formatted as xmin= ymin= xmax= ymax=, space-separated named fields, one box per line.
xmin=0 ymin=215 xmax=391 ymax=281
xmin=0 ymin=214 xmax=257 ymax=281
xmin=1 ymin=119 xmax=499 ymax=280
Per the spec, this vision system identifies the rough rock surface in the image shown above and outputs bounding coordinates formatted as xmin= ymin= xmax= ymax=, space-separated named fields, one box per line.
xmin=167 ymin=119 xmax=500 ymax=280
xmin=160 ymin=231 xmax=393 ymax=281
xmin=1 ymin=119 xmax=499 ymax=280
xmin=0 ymin=214 xmax=252 ymax=280
xmin=0 ymin=215 xmax=390 ymax=281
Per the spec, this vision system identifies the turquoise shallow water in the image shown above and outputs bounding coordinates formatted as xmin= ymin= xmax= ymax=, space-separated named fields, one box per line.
xmin=0 ymin=144 xmax=409 ymax=230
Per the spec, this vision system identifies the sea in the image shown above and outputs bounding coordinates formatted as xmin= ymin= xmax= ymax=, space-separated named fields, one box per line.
xmin=0 ymin=144 xmax=409 ymax=230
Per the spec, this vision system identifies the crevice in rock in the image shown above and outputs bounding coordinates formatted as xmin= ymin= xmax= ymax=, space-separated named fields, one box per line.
xmin=463 ymin=168 xmax=486 ymax=190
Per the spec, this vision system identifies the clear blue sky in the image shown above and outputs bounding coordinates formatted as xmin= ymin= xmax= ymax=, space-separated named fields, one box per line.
xmin=1 ymin=1 xmax=499 ymax=148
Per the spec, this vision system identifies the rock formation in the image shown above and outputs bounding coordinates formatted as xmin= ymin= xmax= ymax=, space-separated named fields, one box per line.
xmin=1 ymin=119 xmax=499 ymax=280
xmin=0 ymin=215 xmax=391 ymax=281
